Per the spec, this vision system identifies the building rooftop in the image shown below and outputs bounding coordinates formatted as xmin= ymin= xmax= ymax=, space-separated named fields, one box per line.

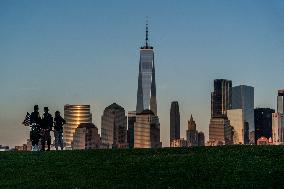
xmin=137 ymin=109 xmax=155 ymax=116
xmin=105 ymin=103 xmax=124 ymax=110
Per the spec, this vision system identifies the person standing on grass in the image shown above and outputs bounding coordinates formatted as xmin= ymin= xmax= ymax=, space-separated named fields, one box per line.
xmin=41 ymin=107 xmax=53 ymax=151
xmin=30 ymin=105 xmax=41 ymax=151
xmin=54 ymin=111 xmax=66 ymax=150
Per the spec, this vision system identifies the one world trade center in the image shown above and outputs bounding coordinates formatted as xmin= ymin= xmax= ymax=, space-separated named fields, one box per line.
xmin=136 ymin=23 xmax=157 ymax=115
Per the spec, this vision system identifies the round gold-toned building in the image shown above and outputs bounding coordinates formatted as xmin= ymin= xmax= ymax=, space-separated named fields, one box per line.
xmin=64 ymin=104 xmax=92 ymax=148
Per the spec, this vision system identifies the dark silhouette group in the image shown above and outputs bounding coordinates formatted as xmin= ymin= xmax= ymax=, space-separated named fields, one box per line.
xmin=27 ymin=105 xmax=66 ymax=151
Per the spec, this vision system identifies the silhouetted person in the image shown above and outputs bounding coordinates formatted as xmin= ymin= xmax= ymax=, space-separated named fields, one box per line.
xmin=30 ymin=105 xmax=41 ymax=151
xmin=41 ymin=107 xmax=53 ymax=151
xmin=54 ymin=111 xmax=66 ymax=150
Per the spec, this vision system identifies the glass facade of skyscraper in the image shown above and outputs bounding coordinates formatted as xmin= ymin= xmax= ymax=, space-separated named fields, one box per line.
xmin=136 ymin=24 xmax=157 ymax=115
xmin=232 ymin=85 xmax=254 ymax=143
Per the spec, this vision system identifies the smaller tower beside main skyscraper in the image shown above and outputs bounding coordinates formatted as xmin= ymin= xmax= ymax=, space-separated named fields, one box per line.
xmin=170 ymin=101 xmax=180 ymax=142
xmin=101 ymin=103 xmax=128 ymax=149
xmin=136 ymin=22 xmax=157 ymax=115
xmin=64 ymin=105 xmax=92 ymax=148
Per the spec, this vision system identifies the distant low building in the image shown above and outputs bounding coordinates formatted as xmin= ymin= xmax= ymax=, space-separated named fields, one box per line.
xmin=72 ymin=123 xmax=101 ymax=150
xmin=170 ymin=138 xmax=188 ymax=147
xmin=257 ymin=136 xmax=270 ymax=145
xmin=0 ymin=145 xmax=9 ymax=151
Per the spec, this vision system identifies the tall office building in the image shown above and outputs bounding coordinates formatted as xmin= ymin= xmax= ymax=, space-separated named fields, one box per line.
xmin=254 ymin=108 xmax=275 ymax=144
xmin=232 ymin=85 xmax=254 ymax=144
xmin=101 ymin=103 xmax=128 ymax=148
xmin=211 ymin=79 xmax=232 ymax=117
xmin=272 ymin=90 xmax=284 ymax=144
xmin=127 ymin=111 xmax=136 ymax=148
xmin=64 ymin=105 xmax=92 ymax=148
xmin=72 ymin=123 xmax=101 ymax=150
xmin=170 ymin=101 xmax=180 ymax=142
xmin=186 ymin=115 xmax=198 ymax=146
xmin=209 ymin=79 xmax=232 ymax=145
xmin=136 ymin=23 xmax=157 ymax=115
xmin=227 ymin=109 xmax=244 ymax=144
xmin=134 ymin=109 xmax=161 ymax=148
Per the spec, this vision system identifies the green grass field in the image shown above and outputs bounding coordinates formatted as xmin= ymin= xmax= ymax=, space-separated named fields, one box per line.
xmin=0 ymin=146 xmax=283 ymax=189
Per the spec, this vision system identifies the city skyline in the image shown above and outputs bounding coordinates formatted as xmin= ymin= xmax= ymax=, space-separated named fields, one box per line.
xmin=1 ymin=1 xmax=284 ymax=147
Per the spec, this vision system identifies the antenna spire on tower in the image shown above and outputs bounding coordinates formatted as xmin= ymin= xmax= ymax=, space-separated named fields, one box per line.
xmin=146 ymin=17 xmax=149 ymax=47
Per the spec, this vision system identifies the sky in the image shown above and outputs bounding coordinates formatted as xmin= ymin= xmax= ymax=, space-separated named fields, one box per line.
xmin=0 ymin=0 xmax=284 ymax=147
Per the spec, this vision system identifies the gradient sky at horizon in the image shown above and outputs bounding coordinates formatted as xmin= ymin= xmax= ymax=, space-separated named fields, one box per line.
xmin=0 ymin=0 xmax=284 ymax=147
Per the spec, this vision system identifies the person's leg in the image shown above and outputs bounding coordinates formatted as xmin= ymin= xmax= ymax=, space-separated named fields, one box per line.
xmin=54 ymin=131 xmax=59 ymax=150
xmin=59 ymin=132 xmax=64 ymax=150
xmin=41 ymin=131 xmax=46 ymax=151
xmin=47 ymin=132 xmax=51 ymax=151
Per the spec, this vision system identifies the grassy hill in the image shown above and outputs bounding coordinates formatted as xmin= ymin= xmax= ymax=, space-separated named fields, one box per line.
xmin=0 ymin=146 xmax=283 ymax=189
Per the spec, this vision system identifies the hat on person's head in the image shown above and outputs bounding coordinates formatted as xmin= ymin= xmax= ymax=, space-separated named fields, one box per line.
xmin=44 ymin=107 xmax=49 ymax=111
xmin=34 ymin=105 xmax=39 ymax=111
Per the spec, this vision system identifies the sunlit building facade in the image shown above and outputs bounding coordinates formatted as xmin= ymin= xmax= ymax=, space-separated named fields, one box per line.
xmin=134 ymin=110 xmax=161 ymax=148
xmin=64 ymin=105 xmax=92 ymax=148
xmin=170 ymin=138 xmax=188 ymax=147
xmin=209 ymin=117 xmax=232 ymax=145
xmin=272 ymin=90 xmax=284 ymax=144
xmin=72 ymin=123 xmax=101 ymax=150
xmin=232 ymin=85 xmax=254 ymax=144
xmin=227 ymin=109 xmax=244 ymax=144
xmin=101 ymin=103 xmax=128 ymax=149
xmin=136 ymin=23 xmax=157 ymax=115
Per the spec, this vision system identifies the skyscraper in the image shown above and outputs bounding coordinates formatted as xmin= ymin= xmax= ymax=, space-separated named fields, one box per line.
xmin=209 ymin=79 xmax=233 ymax=145
xmin=232 ymin=85 xmax=254 ymax=144
xmin=272 ymin=90 xmax=284 ymax=144
xmin=170 ymin=101 xmax=180 ymax=142
xmin=134 ymin=109 xmax=161 ymax=148
xmin=64 ymin=105 xmax=92 ymax=148
xmin=101 ymin=103 xmax=128 ymax=149
xmin=211 ymin=79 xmax=232 ymax=117
xmin=186 ymin=115 xmax=198 ymax=146
xmin=254 ymin=108 xmax=275 ymax=144
xmin=136 ymin=23 xmax=157 ymax=115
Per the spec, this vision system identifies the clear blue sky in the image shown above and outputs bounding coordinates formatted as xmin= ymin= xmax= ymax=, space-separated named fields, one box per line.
xmin=0 ymin=0 xmax=283 ymax=147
